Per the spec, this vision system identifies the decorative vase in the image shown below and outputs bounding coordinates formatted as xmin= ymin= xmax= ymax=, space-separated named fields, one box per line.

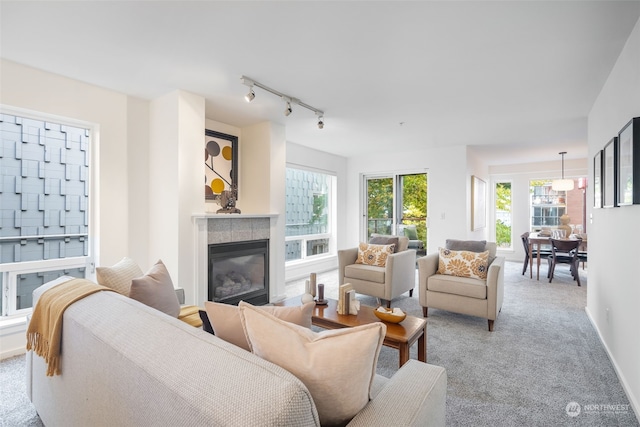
xmin=301 ymin=293 xmax=314 ymax=304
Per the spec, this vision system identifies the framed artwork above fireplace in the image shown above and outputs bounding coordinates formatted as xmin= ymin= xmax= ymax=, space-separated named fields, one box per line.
xmin=205 ymin=129 xmax=238 ymax=203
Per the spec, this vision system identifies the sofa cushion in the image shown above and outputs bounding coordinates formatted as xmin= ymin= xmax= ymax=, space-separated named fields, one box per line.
xmin=369 ymin=235 xmax=400 ymax=253
xmin=239 ymin=301 xmax=385 ymax=426
xmin=129 ymin=260 xmax=180 ymax=317
xmin=371 ymin=233 xmax=410 ymax=252
xmin=95 ymin=257 xmax=143 ymax=295
xmin=204 ymin=300 xmax=315 ymax=351
xmin=356 ymin=242 xmax=394 ymax=267
xmin=446 ymin=239 xmax=497 ymax=261
xmin=437 ymin=248 xmax=489 ymax=280
xmin=344 ymin=263 xmax=386 ymax=284
xmin=427 ymin=273 xmax=488 ymax=299
xmin=446 ymin=239 xmax=486 ymax=253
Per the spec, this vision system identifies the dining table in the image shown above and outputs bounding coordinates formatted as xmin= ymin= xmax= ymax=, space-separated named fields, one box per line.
xmin=528 ymin=232 xmax=587 ymax=280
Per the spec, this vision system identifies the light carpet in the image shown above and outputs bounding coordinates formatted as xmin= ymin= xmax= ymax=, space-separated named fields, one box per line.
xmin=1 ymin=261 xmax=637 ymax=426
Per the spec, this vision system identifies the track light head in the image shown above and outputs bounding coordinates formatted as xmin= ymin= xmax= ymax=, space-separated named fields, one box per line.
xmin=245 ymin=87 xmax=255 ymax=103
xmin=240 ymin=75 xmax=325 ymax=128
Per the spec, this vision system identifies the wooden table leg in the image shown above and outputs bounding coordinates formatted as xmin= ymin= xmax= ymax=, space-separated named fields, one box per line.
xmin=529 ymin=241 xmax=534 ymax=278
xmin=399 ymin=343 xmax=409 ymax=367
xmin=536 ymin=244 xmax=541 ymax=280
xmin=418 ymin=326 xmax=426 ymax=363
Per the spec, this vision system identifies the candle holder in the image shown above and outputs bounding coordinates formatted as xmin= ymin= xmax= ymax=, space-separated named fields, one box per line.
xmin=316 ymin=283 xmax=327 ymax=305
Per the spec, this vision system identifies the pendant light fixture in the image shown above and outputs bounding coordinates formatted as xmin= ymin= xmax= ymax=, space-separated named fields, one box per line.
xmin=551 ymin=151 xmax=574 ymax=191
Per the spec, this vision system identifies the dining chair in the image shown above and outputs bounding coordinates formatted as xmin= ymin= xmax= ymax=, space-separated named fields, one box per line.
xmin=547 ymin=238 xmax=582 ymax=286
xmin=520 ymin=232 xmax=552 ymax=275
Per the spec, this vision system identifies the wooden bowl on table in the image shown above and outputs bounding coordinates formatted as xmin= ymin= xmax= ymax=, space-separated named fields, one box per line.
xmin=373 ymin=307 xmax=406 ymax=324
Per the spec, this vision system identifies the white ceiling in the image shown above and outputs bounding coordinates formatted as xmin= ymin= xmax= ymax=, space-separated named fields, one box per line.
xmin=2 ymin=1 xmax=639 ymax=164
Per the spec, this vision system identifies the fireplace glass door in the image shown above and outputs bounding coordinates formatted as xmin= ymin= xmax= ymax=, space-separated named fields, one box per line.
xmin=208 ymin=239 xmax=269 ymax=305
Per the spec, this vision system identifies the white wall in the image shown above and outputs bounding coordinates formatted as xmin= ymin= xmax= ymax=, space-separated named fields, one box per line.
xmin=345 ymin=145 xmax=468 ymax=254
xmin=467 ymin=150 xmax=490 ymax=241
xmin=127 ymin=97 xmax=151 ymax=267
xmin=587 ymin=16 xmax=640 ymax=419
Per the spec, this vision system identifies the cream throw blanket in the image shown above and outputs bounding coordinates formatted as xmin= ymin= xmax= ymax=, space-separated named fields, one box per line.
xmin=26 ymin=279 xmax=114 ymax=376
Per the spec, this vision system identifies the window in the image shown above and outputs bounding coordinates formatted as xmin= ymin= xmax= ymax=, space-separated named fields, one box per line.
xmin=0 ymin=112 xmax=93 ymax=316
xmin=364 ymin=173 xmax=427 ymax=251
xmin=495 ymin=181 xmax=512 ymax=249
xmin=285 ymin=167 xmax=335 ymax=263
xmin=530 ymin=180 xmax=567 ymax=230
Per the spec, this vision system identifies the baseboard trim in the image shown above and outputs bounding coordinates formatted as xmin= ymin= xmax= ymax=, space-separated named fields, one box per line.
xmin=0 ymin=315 xmax=28 ymax=360
xmin=585 ymin=306 xmax=639 ymax=422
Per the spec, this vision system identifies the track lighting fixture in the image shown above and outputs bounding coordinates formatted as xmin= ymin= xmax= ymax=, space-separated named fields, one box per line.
xmin=240 ymin=75 xmax=324 ymax=128
xmin=244 ymin=87 xmax=255 ymax=102
xmin=284 ymin=97 xmax=292 ymax=116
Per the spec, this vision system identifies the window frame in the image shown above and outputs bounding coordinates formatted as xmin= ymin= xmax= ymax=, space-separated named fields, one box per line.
xmin=284 ymin=165 xmax=337 ymax=265
xmin=0 ymin=107 xmax=96 ymax=318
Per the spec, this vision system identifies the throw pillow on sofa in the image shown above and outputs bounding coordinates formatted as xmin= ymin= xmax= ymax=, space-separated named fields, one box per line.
xmin=129 ymin=260 xmax=181 ymax=317
xmin=355 ymin=242 xmax=395 ymax=267
xmin=238 ymin=301 xmax=385 ymax=427
xmin=95 ymin=257 xmax=143 ymax=295
xmin=437 ymin=247 xmax=489 ymax=280
xmin=204 ymin=300 xmax=315 ymax=351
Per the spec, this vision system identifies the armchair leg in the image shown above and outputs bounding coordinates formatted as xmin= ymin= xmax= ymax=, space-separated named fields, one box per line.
xmin=423 ymin=307 xmax=428 ymax=317
xmin=385 ymin=300 xmax=391 ymax=309
xmin=409 ymin=289 xmax=414 ymax=297
xmin=488 ymin=319 xmax=495 ymax=332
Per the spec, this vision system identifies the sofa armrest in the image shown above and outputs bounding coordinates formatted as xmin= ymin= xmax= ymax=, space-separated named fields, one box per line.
xmin=385 ymin=249 xmax=417 ymax=299
xmin=417 ymin=253 xmax=439 ymax=308
xmin=487 ymin=256 xmax=505 ymax=320
xmin=417 ymin=253 xmax=439 ymax=282
xmin=338 ymin=248 xmax=359 ymax=284
xmin=347 ymin=360 xmax=447 ymax=427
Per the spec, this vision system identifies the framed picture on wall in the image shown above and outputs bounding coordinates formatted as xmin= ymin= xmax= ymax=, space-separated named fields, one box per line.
xmin=603 ymin=136 xmax=617 ymax=208
xmin=204 ymin=129 xmax=238 ymax=203
xmin=471 ymin=175 xmax=486 ymax=230
xmin=617 ymin=117 xmax=640 ymax=206
xmin=594 ymin=150 xmax=603 ymax=209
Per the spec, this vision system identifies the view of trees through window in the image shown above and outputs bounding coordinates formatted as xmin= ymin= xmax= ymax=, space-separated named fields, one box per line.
xmin=366 ymin=173 xmax=427 ymax=248
xmin=495 ymin=182 xmax=512 ymax=248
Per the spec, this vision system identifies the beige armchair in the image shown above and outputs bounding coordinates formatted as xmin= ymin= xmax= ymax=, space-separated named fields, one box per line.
xmin=417 ymin=241 xmax=504 ymax=331
xmin=338 ymin=235 xmax=417 ymax=308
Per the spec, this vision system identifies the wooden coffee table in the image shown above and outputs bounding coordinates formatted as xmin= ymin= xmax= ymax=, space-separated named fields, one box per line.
xmin=278 ymin=297 xmax=427 ymax=367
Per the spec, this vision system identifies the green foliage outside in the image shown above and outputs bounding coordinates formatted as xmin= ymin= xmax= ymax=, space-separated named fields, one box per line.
xmin=496 ymin=220 xmax=511 ymax=247
xmin=496 ymin=182 xmax=512 ymax=248
xmin=310 ymin=193 xmax=327 ymax=230
xmin=367 ymin=174 xmax=427 ymax=247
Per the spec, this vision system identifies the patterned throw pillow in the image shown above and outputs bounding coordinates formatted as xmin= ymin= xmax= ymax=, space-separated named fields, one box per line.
xmin=355 ymin=243 xmax=395 ymax=267
xmin=437 ymin=247 xmax=489 ymax=280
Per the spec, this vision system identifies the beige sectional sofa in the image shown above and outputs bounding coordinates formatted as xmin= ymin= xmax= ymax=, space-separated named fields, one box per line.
xmin=27 ymin=277 xmax=447 ymax=426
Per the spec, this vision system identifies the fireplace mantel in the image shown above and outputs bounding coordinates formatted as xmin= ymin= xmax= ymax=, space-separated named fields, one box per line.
xmin=193 ymin=213 xmax=283 ymax=306
xmin=192 ymin=213 xmax=279 ymax=220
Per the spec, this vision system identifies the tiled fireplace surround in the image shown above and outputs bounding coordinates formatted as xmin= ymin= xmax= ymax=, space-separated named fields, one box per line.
xmin=193 ymin=214 xmax=281 ymax=306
